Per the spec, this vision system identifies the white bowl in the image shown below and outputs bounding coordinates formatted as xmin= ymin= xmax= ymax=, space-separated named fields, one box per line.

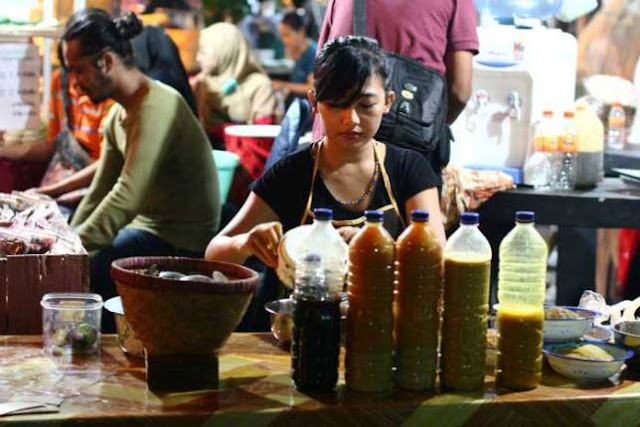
xmin=543 ymin=306 xmax=600 ymax=342
xmin=543 ymin=342 xmax=632 ymax=382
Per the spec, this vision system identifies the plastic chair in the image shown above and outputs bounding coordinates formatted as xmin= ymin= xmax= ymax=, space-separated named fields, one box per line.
xmin=212 ymin=150 xmax=240 ymax=204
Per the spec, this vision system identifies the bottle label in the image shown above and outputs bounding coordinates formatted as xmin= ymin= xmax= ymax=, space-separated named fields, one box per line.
xmin=609 ymin=116 xmax=626 ymax=128
xmin=559 ymin=135 xmax=577 ymax=153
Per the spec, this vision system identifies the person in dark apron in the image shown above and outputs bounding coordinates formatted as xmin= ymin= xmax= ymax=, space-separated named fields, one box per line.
xmin=205 ymin=36 xmax=444 ymax=330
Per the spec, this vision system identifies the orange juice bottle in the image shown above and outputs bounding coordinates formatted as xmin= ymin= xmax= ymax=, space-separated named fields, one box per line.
xmin=346 ymin=210 xmax=395 ymax=393
xmin=394 ymin=209 xmax=443 ymax=391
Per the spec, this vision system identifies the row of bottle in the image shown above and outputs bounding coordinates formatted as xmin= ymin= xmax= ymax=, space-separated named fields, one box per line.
xmin=526 ymin=105 xmax=604 ymax=189
xmin=291 ymin=207 xmax=547 ymax=393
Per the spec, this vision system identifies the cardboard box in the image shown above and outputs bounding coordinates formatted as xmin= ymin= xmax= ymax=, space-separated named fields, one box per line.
xmin=0 ymin=253 xmax=88 ymax=334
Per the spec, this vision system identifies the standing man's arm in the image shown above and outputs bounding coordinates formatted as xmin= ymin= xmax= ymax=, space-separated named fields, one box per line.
xmin=446 ymin=0 xmax=479 ymax=124
xmin=445 ymin=50 xmax=473 ymax=124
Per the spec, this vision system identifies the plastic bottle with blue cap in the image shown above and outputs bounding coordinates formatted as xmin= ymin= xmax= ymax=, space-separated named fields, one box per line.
xmin=291 ymin=252 xmax=340 ymax=392
xmin=496 ymin=210 xmax=548 ymax=391
xmin=300 ymin=208 xmax=348 ymax=295
xmin=394 ymin=209 xmax=443 ymax=391
xmin=346 ymin=210 xmax=395 ymax=392
xmin=441 ymin=211 xmax=492 ymax=391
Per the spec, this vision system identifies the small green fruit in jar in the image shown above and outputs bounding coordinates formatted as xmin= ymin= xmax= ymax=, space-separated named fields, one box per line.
xmin=70 ymin=323 xmax=99 ymax=351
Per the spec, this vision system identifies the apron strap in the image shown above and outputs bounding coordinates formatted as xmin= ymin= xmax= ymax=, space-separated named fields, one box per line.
xmin=300 ymin=140 xmax=323 ymax=225
xmin=300 ymin=140 xmax=406 ymax=229
xmin=374 ymin=142 xmax=406 ymax=228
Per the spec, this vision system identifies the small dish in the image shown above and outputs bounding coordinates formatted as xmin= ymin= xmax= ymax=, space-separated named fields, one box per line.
xmin=265 ymin=297 xmax=348 ymax=346
xmin=543 ymin=342 xmax=632 ymax=382
xmin=544 ymin=306 xmax=600 ymax=342
xmin=584 ymin=325 xmax=614 ymax=343
xmin=265 ymin=298 xmax=295 ymax=344
xmin=613 ymin=321 xmax=640 ymax=349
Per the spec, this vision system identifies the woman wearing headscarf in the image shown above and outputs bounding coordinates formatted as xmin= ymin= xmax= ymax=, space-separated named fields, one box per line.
xmin=193 ymin=23 xmax=281 ymax=145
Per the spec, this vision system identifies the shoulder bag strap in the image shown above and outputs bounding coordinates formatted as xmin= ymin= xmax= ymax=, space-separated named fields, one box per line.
xmin=353 ymin=0 xmax=366 ymax=36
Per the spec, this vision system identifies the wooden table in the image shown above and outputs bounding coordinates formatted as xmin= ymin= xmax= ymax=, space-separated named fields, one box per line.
xmin=1 ymin=333 xmax=640 ymax=426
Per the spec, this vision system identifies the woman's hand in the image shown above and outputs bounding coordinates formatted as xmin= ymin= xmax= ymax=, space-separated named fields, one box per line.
xmin=241 ymin=221 xmax=283 ymax=268
xmin=337 ymin=226 xmax=360 ymax=244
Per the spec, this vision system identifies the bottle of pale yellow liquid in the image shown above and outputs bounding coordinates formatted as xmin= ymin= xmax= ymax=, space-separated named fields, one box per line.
xmin=496 ymin=211 xmax=547 ymax=391
xmin=441 ymin=212 xmax=492 ymax=391
xmin=395 ymin=209 xmax=443 ymax=391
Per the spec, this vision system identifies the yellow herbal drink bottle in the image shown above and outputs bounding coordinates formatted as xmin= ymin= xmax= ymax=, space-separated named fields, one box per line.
xmin=496 ymin=211 xmax=547 ymax=391
xmin=394 ymin=209 xmax=443 ymax=390
xmin=346 ymin=210 xmax=395 ymax=392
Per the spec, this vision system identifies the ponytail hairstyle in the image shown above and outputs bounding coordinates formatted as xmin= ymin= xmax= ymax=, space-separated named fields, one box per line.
xmin=60 ymin=8 xmax=143 ymax=68
xmin=313 ymin=36 xmax=389 ymax=109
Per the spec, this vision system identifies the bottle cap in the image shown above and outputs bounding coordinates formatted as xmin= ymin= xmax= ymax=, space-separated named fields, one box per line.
xmin=313 ymin=208 xmax=333 ymax=220
xmin=515 ymin=211 xmax=535 ymax=223
xmin=411 ymin=209 xmax=429 ymax=222
xmin=460 ymin=212 xmax=480 ymax=225
xmin=542 ymin=110 xmax=553 ymax=117
xmin=563 ymin=111 xmax=574 ymax=118
xmin=364 ymin=210 xmax=384 ymax=221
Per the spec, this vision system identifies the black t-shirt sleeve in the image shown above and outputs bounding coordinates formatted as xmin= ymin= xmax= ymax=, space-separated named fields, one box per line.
xmin=251 ymin=148 xmax=313 ymax=230
xmin=389 ymin=146 xmax=439 ymax=201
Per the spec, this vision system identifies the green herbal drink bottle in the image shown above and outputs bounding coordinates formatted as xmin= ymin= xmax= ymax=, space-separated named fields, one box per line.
xmin=441 ymin=212 xmax=492 ymax=391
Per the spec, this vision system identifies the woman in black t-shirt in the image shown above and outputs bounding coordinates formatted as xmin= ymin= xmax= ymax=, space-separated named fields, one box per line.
xmin=205 ymin=36 xmax=445 ymax=269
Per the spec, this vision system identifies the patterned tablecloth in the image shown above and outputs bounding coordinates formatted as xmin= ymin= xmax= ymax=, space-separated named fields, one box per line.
xmin=0 ymin=333 xmax=639 ymax=426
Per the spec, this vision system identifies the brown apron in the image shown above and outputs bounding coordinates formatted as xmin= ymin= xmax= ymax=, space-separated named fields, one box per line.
xmin=299 ymin=141 xmax=407 ymax=238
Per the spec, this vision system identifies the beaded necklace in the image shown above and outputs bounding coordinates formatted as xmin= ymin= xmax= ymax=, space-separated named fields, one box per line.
xmin=331 ymin=149 xmax=380 ymax=207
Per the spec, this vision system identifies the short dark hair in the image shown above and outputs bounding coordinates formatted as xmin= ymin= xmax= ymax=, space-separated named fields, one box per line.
xmin=313 ymin=36 xmax=389 ymax=108
xmin=60 ymin=8 xmax=143 ymax=67
xmin=281 ymin=11 xmax=306 ymax=33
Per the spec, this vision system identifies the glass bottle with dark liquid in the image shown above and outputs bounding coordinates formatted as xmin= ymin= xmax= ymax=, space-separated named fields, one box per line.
xmin=291 ymin=253 xmax=341 ymax=392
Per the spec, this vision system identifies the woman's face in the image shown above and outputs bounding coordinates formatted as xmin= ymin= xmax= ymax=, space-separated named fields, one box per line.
xmin=280 ymin=23 xmax=305 ymax=58
xmin=311 ymin=73 xmax=394 ymax=148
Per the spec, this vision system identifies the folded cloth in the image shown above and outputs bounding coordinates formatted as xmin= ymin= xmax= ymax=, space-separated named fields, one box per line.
xmin=441 ymin=165 xmax=515 ymax=230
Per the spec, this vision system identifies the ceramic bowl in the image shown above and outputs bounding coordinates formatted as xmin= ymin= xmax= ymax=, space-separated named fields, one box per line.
xmin=265 ymin=298 xmax=295 ymax=344
xmin=613 ymin=321 xmax=640 ymax=350
xmin=111 ymin=257 xmax=259 ymax=357
xmin=104 ymin=296 xmax=144 ymax=358
xmin=543 ymin=306 xmax=600 ymax=342
xmin=543 ymin=342 xmax=633 ymax=381
xmin=584 ymin=325 xmax=614 ymax=343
